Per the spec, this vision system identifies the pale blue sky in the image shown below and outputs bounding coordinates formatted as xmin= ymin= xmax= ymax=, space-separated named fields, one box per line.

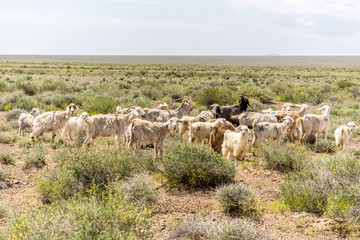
xmin=1 ymin=0 xmax=360 ymax=55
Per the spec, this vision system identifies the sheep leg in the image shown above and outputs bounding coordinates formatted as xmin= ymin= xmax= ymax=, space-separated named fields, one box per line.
xmin=222 ymin=147 xmax=229 ymax=159
xmin=251 ymin=135 xmax=257 ymax=148
xmin=52 ymin=131 xmax=57 ymax=142
xmin=31 ymin=128 xmax=43 ymax=143
xmin=18 ymin=126 xmax=23 ymax=136
xmin=82 ymin=135 xmax=92 ymax=146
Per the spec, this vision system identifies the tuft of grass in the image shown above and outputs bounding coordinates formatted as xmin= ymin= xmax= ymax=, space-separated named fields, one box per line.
xmin=17 ymin=137 xmax=33 ymax=149
xmin=171 ymin=217 xmax=261 ymax=240
xmin=5 ymin=108 xmax=25 ymax=121
xmin=36 ymin=146 xmax=149 ymax=203
xmin=0 ymin=152 xmax=15 ymax=165
xmin=282 ymin=153 xmax=360 ymax=218
xmin=0 ymin=133 xmax=17 ymax=144
xmin=216 ymin=183 xmax=258 ymax=217
xmin=3 ymin=186 xmax=153 ymax=239
xmin=0 ymin=168 xmax=9 ymax=189
xmin=23 ymin=144 xmax=46 ymax=169
xmin=0 ymin=201 xmax=9 ymax=219
xmin=255 ymin=141 xmax=309 ymax=173
xmin=308 ymin=139 xmax=336 ymax=154
xmin=119 ymin=173 xmax=159 ymax=206
xmin=160 ymin=141 xmax=235 ymax=188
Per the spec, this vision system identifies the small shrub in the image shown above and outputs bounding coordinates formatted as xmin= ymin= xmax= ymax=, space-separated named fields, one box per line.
xmin=308 ymin=139 xmax=336 ymax=153
xmin=171 ymin=217 xmax=261 ymax=240
xmin=17 ymin=138 xmax=33 ymax=149
xmin=23 ymin=144 xmax=46 ymax=169
xmin=4 ymin=187 xmax=153 ymax=239
xmin=0 ymin=168 xmax=9 ymax=182
xmin=0 ymin=169 xmax=9 ymax=189
xmin=0 ymin=152 xmax=15 ymax=165
xmin=160 ymin=141 xmax=235 ymax=188
xmin=0 ymin=133 xmax=17 ymax=144
xmin=83 ymin=95 xmax=118 ymax=114
xmin=195 ymin=87 xmax=234 ymax=106
xmin=36 ymin=146 xmax=146 ymax=203
xmin=0 ymin=201 xmax=8 ymax=219
xmin=281 ymin=153 xmax=360 ymax=216
xmin=211 ymin=222 xmax=259 ymax=240
xmin=216 ymin=183 xmax=258 ymax=216
xmin=119 ymin=173 xmax=159 ymax=206
xmin=5 ymin=108 xmax=25 ymax=121
xmin=255 ymin=141 xmax=309 ymax=173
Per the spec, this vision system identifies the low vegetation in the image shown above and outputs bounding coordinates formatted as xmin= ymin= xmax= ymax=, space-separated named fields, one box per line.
xmin=2 ymin=186 xmax=153 ymax=240
xmin=2 ymin=60 xmax=360 ymax=238
xmin=160 ymin=141 xmax=236 ymax=188
xmin=216 ymin=183 xmax=258 ymax=216
xmin=255 ymin=141 xmax=309 ymax=173
xmin=282 ymin=153 xmax=360 ymax=221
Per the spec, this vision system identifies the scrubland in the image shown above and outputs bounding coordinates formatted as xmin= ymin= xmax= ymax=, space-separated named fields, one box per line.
xmin=1 ymin=61 xmax=360 ymax=239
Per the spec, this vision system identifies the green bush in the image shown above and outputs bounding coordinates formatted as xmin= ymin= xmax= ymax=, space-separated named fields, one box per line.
xmin=17 ymin=137 xmax=33 ymax=149
xmin=171 ymin=218 xmax=260 ymax=240
xmin=5 ymin=108 xmax=25 ymax=121
xmin=119 ymin=173 xmax=159 ymax=206
xmin=23 ymin=144 xmax=46 ymax=169
xmin=36 ymin=146 xmax=146 ymax=203
xmin=83 ymin=95 xmax=118 ymax=114
xmin=0 ymin=152 xmax=15 ymax=165
xmin=308 ymin=139 xmax=336 ymax=154
xmin=216 ymin=183 xmax=258 ymax=216
xmin=195 ymin=87 xmax=234 ymax=106
xmin=0 ymin=133 xmax=17 ymax=144
xmin=4 ymin=187 xmax=153 ymax=239
xmin=281 ymin=153 xmax=360 ymax=218
xmin=0 ymin=168 xmax=9 ymax=182
xmin=15 ymin=81 xmax=37 ymax=95
xmin=255 ymin=141 xmax=309 ymax=173
xmin=211 ymin=222 xmax=260 ymax=240
xmin=13 ymin=95 xmax=37 ymax=110
xmin=0 ymin=201 xmax=8 ymax=219
xmin=160 ymin=141 xmax=235 ymax=188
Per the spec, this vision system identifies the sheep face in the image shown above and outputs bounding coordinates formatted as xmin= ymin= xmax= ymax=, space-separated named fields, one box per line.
xmin=80 ymin=112 xmax=89 ymax=120
xmin=168 ymin=117 xmax=180 ymax=134
xmin=66 ymin=103 xmax=79 ymax=116
xmin=282 ymin=116 xmax=293 ymax=125
xmin=182 ymin=100 xmax=193 ymax=112
xmin=134 ymin=107 xmax=146 ymax=118
xmin=30 ymin=108 xmax=40 ymax=116
xmin=239 ymin=125 xmax=251 ymax=136
xmin=347 ymin=122 xmax=358 ymax=132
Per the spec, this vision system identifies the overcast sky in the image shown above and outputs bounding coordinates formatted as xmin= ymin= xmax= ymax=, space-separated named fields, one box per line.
xmin=1 ymin=0 xmax=360 ymax=55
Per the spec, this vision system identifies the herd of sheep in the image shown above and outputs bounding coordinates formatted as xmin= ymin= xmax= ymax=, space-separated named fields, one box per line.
xmin=16 ymin=99 xmax=358 ymax=161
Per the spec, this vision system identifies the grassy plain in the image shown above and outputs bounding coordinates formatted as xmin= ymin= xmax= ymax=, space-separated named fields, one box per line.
xmin=1 ymin=58 xmax=360 ymax=239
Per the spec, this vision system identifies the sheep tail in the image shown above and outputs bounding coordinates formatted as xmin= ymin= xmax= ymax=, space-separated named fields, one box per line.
xmin=296 ymin=118 xmax=304 ymax=132
xmin=252 ymin=119 xmax=258 ymax=129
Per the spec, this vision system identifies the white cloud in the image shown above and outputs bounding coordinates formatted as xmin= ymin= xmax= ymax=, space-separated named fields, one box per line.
xmin=107 ymin=0 xmax=159 ymax=4
xmin=226 ymin=0 xmax=360 ymax=20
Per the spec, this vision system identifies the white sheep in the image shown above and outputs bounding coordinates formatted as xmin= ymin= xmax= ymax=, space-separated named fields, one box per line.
xmin=128 ymin=117 xmax=181 ymax=158
xmin=334 ymin=122 xmax=358 ymax=149
xmin=83 ymin=107 xmax=146 ymax=146
xmin=30 ymin=103 xmax=78 ymax=142
xmin=61 ymin=112 xmax=89 ymax=140
xmin=221 ymin=125 xmax=251 ymax=163
xmin=297 ymin=105 xmax=331 ymax=145
xmin=188 ymin=118 xmax=227 ymax=144
xmin=18 ymin=108 xmax=40 ymax=136
xmin=178 ymin=110 xmax=216 ymax=140
xmin=252 ymin=116 xmax=294 ymax=147
xmin=145 ymin=99 xmax=192 ymax=122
